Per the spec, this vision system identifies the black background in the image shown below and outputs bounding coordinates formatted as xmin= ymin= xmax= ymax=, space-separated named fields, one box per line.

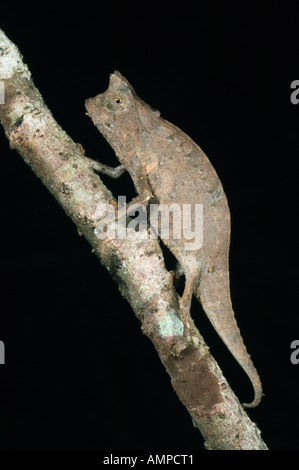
xmin=0 ymin=2 xmax=298 ymax=451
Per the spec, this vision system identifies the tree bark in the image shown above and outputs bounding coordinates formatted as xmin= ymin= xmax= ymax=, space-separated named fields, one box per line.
xmin=0 ymin=29 xmax=267 ymax=450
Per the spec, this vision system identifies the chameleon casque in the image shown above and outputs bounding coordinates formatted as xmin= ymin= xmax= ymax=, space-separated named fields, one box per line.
xmin=85 ymin=71 xmax=262 ymax=408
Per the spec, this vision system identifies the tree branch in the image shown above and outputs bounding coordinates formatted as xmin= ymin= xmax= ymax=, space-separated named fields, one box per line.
xmin=0 ymin=29 xmax=267 ymax=450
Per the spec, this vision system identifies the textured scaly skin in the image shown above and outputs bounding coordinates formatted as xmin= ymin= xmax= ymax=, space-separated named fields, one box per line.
xmin=85 ymin=72 xmax=262 ymax=407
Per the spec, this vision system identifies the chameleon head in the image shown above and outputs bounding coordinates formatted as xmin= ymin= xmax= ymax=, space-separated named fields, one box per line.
xmin=85 ymin=71 xmax=160 ymax=154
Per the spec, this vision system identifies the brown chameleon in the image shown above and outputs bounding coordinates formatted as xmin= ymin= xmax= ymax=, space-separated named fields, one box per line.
xmin=85 ymin=71 xmax=262 ymax=407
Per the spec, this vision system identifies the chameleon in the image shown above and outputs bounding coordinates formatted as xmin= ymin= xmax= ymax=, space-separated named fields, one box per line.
xmin=85 ymin=71 xmax=263 ymax=408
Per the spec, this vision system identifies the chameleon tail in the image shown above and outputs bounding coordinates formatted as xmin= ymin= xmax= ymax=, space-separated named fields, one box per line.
xmin=194 ymin=269 xmax=263 ymax=408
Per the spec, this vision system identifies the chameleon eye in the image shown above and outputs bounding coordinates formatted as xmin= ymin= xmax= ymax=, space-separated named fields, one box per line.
xmin=106 ymin=95 xmax=125 ymax=111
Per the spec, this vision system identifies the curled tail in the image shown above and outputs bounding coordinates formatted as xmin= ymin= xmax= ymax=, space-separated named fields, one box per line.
xmin=194 ymin=269 xmax=262 ymax=408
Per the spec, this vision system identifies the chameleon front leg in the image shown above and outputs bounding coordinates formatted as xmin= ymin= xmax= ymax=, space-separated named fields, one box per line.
xmin=85 ymin=156 xmax=126 ymax=178
xmin=86 ymin=155 xmax=153 ymax=216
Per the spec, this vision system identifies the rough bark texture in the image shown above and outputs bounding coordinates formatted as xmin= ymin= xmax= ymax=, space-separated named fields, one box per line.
xmin=0 ymin=29 xmax=267 ymax=450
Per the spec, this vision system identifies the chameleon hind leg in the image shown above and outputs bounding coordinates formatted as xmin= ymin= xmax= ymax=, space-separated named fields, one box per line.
xmin=179 ymin=272 xmax=199 ymax=330
xmin=168 ymin=273 xmax=197 ymax=358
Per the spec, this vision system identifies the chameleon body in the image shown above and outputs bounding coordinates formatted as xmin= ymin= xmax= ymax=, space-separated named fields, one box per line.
xmin=85 ymin=71 xmax=262 ymax=407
